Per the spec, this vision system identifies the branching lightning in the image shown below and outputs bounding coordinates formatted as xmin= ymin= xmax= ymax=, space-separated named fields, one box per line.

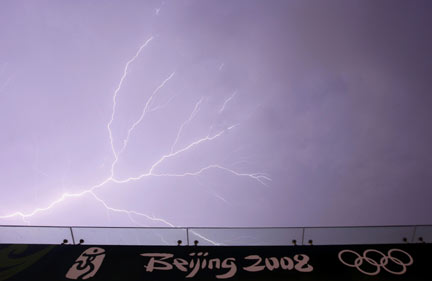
xmin=150 ymin=165 xmax=271 ymax=186
xmin=108 ymin=36 xmax=154 ymax=169
xmin=171 ymin=97 xmax=204 ymax=153
xmin=89 ymin=192 xmax=175 ymax=227
xmin=117 ymin=71 xmax=175 ymax=159
xmin=0 ymin=34 xmax=270 ymax=227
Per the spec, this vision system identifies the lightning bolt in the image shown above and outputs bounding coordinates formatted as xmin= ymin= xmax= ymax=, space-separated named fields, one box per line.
xmin=193 ymin=177 xmax=231 ymax=205
xmin=107 ymin=36 xmax=154 ymax=171
xmin=117 ymin=72 xmax=175 ymax=157
xmin=190 ymin=230 xmax=223 ymax=246
xmin=149 ymin=94 xmax=176 ymax=113
xmin=0 ymin=35 xmax=270 ymax=227
xmin=89 ymin=192 xmax=175 ymax=227
xmin=171 ymin=97 xmax=204 ymax=153
xmin=219 ymin=91 xmax=237 ymax=114
xmin=155 ymin=1 xmax=165 ymax=16
xmin=149 ymin=165 xmax=271 ymax=186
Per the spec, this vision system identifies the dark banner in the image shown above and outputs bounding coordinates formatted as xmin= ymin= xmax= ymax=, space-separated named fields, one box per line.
xmin=0 ymin=243 xmax=430 ymax=280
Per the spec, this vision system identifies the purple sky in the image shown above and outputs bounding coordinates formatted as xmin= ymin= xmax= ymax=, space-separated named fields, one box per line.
xmin=0 ymin=0 xmax=431 ymax=227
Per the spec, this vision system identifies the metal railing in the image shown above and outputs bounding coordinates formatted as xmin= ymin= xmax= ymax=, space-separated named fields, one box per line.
xmin=0 ymin=225 xmax=430 ymax=246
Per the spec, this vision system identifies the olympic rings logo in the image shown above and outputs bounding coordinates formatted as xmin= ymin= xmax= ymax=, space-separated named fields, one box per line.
xmin=338 ymin=249 xmax=413 ymax=276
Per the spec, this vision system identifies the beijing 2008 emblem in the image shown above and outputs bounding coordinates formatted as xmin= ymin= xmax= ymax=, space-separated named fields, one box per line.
xmin=66 ymin=247 xmax=106 ymax=280
xmin=338 ymin=248 xmax=413 ymax=276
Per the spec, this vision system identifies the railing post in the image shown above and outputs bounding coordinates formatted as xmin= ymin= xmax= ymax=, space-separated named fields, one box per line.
xmin=301 ymin=227 xmax=305 ymax=246
xmin=411 ymin=226 xmax=417 ymax=243
xmin=69 ymin=227 xmax=76 ymax=245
